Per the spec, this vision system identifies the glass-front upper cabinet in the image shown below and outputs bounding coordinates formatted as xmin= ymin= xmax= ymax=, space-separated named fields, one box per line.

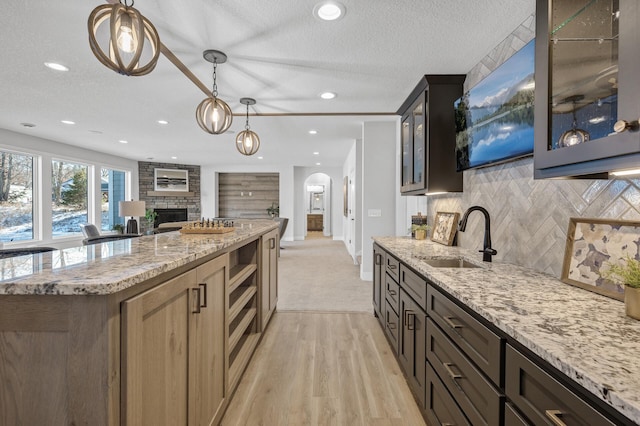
xmin=398 ymin=75 xmax=464 ymax=195
xmin=534 ymin=0 xmax=640 ymax=178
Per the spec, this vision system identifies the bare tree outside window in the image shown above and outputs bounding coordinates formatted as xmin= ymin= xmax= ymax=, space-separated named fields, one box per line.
xmin=51 ymin=160 xmax=88 ymax=237
xmin=0 ymin=150 xmax=34 ymax=242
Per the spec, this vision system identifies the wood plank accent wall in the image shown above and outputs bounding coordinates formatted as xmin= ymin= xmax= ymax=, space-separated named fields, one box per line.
xmin=218 ymin=173 xmax=279 ymax=219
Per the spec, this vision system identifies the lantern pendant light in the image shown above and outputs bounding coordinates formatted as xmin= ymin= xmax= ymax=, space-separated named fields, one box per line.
xmin=196 ymin=50 xmax=233 ymax=135
xmin=88 ymin=0 xmax=160 ymax=76
xmin=558 ymin=95 xmax=590 ymax=148
xmin=236 ymin=98 xmax=261 ymax=156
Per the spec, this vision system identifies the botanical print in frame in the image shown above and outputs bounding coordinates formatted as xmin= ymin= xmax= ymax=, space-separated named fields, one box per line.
xmin=431 ymin=212 xmax=460 ymax=246
xmin=561 ymin=217 xmax=640 ymax=301
xmin=154 ymin=168 xmax=189 ymax=192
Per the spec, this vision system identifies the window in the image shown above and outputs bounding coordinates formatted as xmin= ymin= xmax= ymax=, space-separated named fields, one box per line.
xmin=101 ymin=168 xmax=126 ymax=232
xmin=51 ymin=160 xmax=88 ymax=237
xmin=0 ymin=150 xmax=34 ymax=242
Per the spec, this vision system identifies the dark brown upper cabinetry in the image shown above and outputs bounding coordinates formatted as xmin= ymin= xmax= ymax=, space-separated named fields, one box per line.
xmin=534 ymin=0 xmax=640 ymax=179
xmin=398 ymin=75 xmax=465 ymax=195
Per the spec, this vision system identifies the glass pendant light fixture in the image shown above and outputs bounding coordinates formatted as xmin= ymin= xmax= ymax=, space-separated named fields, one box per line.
xmin=88 ymin=0 xmax=160 ymax=76
xmin=235 ymin=98 xmax=261 ymax=156
xmin=196 ymin=50 xmax=233 ymax=135
xmin=558 ymin=95 xmax=590 ymax=148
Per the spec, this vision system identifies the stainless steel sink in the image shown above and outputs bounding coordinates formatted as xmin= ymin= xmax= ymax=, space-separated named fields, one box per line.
xmin=422 ymin=257 xmax=481 ymax=268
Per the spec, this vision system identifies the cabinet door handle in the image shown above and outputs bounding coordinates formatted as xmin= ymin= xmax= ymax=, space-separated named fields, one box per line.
xmin=387 ymin=264 xmax=397 ymax=270
xmin=613 ymin=118 xmax=640 ymax=133
xmin=443 ymin=362 xmax=462 ymax=380
xmin=443 ymin=316 xmax=463 ymax=330
xmin=192 ymin=288 xmax=201 ymax=314
xmin=387 ymin=289 xmax=396 ymax=297
xmin=405 ymin=310 xmax=415 ymax=330
xmin=270 ymin=237 xmax=276 ymax=249
xmin=545 ymin=410 xmax=567 ymax=426
xmin=198 ymin=283 xmax=207 ymax=308
xmin=375 ymin=253 xmax=382 ymax=265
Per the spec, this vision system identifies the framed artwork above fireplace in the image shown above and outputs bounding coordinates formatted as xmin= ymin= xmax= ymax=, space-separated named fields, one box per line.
xmin=154 ymin=168 xmax=189 ymax=192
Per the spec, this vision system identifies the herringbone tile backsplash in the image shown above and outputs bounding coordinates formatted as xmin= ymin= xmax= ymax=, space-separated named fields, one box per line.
xmin=428 ymin=158 xmax=640 ymax=276
xmin=425 ymin=13 xmax=640 ymax=277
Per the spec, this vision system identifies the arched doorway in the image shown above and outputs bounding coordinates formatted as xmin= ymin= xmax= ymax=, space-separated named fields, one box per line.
xmin=303 ymin=173 xmax=331 ymax=239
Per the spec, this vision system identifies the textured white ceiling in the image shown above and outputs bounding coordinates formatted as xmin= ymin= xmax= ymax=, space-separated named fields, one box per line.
xmin=0 ymin=0 xmax=535 ymax=167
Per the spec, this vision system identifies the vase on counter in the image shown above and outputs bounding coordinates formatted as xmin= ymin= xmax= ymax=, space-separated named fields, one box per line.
xmin=415 ymin=229 xmax=427 ymax=240
xmin=625 ymin=287 xmax=640 ymax=320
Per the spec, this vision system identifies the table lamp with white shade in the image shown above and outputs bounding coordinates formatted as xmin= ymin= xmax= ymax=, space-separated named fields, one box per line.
xmin=119 ymin=200 xmax=146 ymax=234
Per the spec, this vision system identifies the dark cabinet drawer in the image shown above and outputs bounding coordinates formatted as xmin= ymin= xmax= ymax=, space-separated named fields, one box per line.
xmin=427 ymin=319 xmax=502 ymax=426
xmin=427 ymin=285 xmax=502 ymax=385
xmin=505 ymin=402 xmax=530 ymax=426
xmin=385 ymin=273 xmax=400 ymax=315
xmin=426 ymin=361 xmax=470 ymax=426
xmin=384 ymin=299 xmax=399 ymax=353
xmin=505 ymin=345 xmax=616 ymax=426
xmin=400 ymin=264 xmax=427 ymax=310
xmin=385 ymin=254 xmax=400 ymax=282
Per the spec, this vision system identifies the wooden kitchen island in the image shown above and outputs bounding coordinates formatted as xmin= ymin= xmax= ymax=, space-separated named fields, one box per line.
xmin=0 ymin=220 xmax=279 ymax=426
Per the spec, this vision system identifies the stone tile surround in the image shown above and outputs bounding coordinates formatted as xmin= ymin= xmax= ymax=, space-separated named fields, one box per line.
xmin=138 ymin=161 xmax=201 ymax=222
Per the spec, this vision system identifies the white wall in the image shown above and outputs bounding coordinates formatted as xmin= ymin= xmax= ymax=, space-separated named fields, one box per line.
xmin=360 ymin=122 xmax=397 ymax=280
xmin=200 ymin=164 xmax=295 ymax=241
xmin=0 ymin=129 xmax=139 ymax=249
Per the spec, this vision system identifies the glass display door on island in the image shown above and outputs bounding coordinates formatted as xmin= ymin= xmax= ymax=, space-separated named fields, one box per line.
xmin=534 ymin=0 xmax=640 ymax=178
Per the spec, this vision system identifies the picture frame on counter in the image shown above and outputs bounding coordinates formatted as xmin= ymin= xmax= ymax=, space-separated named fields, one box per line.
xmin=154 ymin=168 xmax=189 ymax=192
xmin=431 ymin=211 xmax=460 ymax=246
xmin=561 ymin=217 xmax=640 ymax=301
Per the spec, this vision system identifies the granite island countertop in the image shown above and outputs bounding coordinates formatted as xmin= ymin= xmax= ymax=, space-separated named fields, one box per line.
xmin=374 ymin=236 xmax=640 ymax=425
xmin=0 ymin=220 xmax=277 ymax=296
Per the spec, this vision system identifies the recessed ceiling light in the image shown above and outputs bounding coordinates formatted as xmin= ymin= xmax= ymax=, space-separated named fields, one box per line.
xmin=171 ymin=156 xmax=177 ymax=160
xmin=316 ymin=162 xmax=321 ymax=166
xmin=313 ymin=152 xmax=320 ymax=155
xmin=309 ymin=130 xmax=318 ymax=135
xmin=119 ymin=140 xmax=128 ymax=144
xmin=61 ymin=120 xmax=75 ymax=125
xmin=44 ymin=62 xmax=69 ymax=72
xmin=320 ymin=92 xmax=336 ymax=100
xmin=589 ymin=116 xmax=606 ymax=124
xmin=89 ymin=130 xmax=103 ymax=134
xmin=313 ymin=1 xmax=346 ymax=21
xmin=158 ymin=120 xmax=169 ymax=125
xmin=20 ymin=122 xmax=36 ymax=128
xmin=258 ymin=156 xmax=264 ymax=160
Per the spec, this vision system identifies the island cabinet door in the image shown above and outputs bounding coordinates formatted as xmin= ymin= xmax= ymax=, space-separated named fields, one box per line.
xmin=191 ymin=254 xmax=228 ymax=426
xmin=121 ymin=269 xmax=197 ymax=426
xmin=122 ymin=256 xmax=229 ymax=426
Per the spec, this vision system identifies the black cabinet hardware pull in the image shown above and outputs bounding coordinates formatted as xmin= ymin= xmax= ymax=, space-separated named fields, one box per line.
xmin=199 ymin=283 xmax=207 ymax=308
xmin=270 ymin=238 xmax=276 ymax=249
xmin=375 ymin=253 xmax=382 ymax=265
xmin=192 ymin=288 xmax=201 ymax=314
xmin=406 ymin=310 xmax=415 ymax=330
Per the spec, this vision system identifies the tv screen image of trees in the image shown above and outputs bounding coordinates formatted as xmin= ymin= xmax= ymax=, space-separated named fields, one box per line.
xmin=455 ymin=40 xmax=535 ymax=171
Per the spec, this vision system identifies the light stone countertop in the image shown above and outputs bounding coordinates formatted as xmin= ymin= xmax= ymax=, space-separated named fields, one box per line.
xmin=374 ymin=236 xmax=640 ymax=425
xmin=0 ymin=220 xmax=277 ymax=296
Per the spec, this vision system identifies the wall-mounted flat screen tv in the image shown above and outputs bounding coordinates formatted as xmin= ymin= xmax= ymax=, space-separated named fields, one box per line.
xmin=455 ymin=40 xmax=535 ymax=171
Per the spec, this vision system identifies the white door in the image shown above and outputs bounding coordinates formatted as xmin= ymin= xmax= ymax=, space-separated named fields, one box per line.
xmin=348 ymin=170 xmax=357 ymax=264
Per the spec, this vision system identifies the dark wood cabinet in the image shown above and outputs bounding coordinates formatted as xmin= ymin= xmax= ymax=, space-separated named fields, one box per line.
xmin=399 ymin=288 xmax=427 ymax=409
xmin=534 ymin=0 xmax=640 ymax=178
xmin=384 ymin=299 xmax=400 ymax=353
xmin=397 ymin=75 xmax=465 ymax=195
xmin=400 ymin=264 xmax=427 ymax=310
xmin=372 ymin=244 xmax=385 ymax=325
xmin=505 ymin=345 xmax=617 ymax=426
xmin=427 ymin=319 xmax=502 ymax=426
xmin=426 ymin=285 xmax=503 ymax=386
xmin=425 ymin=362 xmax=471 ymax=426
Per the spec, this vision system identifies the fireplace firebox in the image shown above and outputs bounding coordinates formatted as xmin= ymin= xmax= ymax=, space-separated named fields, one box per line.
xmin=153 ymin=208 xmax=188 ymax=228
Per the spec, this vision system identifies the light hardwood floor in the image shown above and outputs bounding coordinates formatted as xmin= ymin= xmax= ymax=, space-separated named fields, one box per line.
xmin=221 ymin=312 xmax=425 ymax=426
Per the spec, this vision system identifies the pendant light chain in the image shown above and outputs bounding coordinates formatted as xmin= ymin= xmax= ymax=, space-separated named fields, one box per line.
xmin=212 ymin=60 xmax=219 ymax=98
